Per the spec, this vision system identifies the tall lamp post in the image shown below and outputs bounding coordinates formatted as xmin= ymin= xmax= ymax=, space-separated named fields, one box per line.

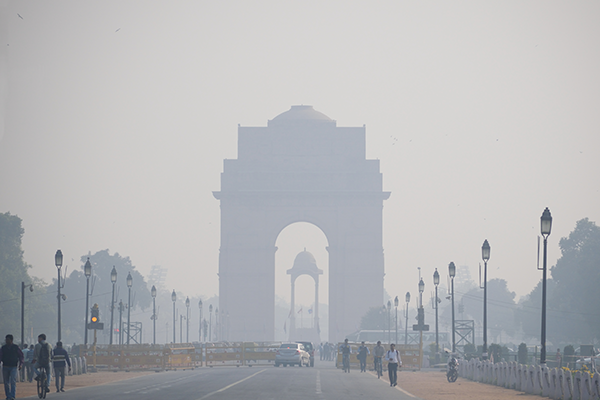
xmin=540 ymin=208 xmax=552 ymax=366
xmin=387 ymin=301 xmax=391 ymax=344
xmin=83 ymin=258 xmax=92 ymax=345
xmin=151 ymin=285 xmax=157 ymax=345
xmin=433 ymin=268 xmax=440 ymax=354
xmin=198 ymin=300 xmax=203 ymax=342
xmin=185 ymin=297 xmax=190 ymax=343
xmin=215 ymin=307 xmax=219 ymax=342
xmin=110 ymin=266 xmax=117 ymax=345
xmin=21 ymin=282 xmax=34 ymax=346
xmin=394 ymin=296 xmax=399 ymax=344
xmin=448 ymin=262 xmax=456 ymax=353
xmin=209 ymin=304 xmax=213 ymax=342
xmin=481 ymin=239 xmax=491 ymax=359
xmin=404 ymin=292 xmax=410 ymax=345
xmin=126 ymin=272 xmax=133 ymax=345
xmin=55 ymin=250 xmax=63 ymax=341
xmin=171 ymin=290 xmax=177 ymax=343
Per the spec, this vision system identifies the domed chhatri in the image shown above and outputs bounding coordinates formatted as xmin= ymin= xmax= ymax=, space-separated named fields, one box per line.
xmin=293 ymin=250 xmax=318 ymax=270
xmin=268 ymin=105 xmax=335 ymax=127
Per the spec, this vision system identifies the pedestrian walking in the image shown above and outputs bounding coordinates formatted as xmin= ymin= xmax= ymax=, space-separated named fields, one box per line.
xmin=26 ymin=344 xmax=35 ymax=382
xmin=357 ymin=341 xmax=370 ymax=372
xmin=1 ymin=334 xmax=24 ymax=400
xmin=52 ymin=341 xmax=71 ymax=392
xmin=386 ymin=343 xmax=402 ymax=387
xmin=20 ymin=344 xmax=29 ymax=382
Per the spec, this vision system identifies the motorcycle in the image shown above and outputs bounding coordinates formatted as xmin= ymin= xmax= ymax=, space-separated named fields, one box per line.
xmin=447 ymin=357 xmax=459 ymax=383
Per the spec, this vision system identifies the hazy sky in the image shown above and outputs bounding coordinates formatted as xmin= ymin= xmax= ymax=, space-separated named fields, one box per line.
xmin=1 ymin=1 xmax=599 ymax=312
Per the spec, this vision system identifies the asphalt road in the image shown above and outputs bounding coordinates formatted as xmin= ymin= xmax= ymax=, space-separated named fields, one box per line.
xmin=22 ymin=360 xmax=422 ymax=400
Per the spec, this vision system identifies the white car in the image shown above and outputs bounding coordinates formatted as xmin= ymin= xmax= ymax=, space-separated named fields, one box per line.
xmin=275 ymin=343 xmax=310 ymax=367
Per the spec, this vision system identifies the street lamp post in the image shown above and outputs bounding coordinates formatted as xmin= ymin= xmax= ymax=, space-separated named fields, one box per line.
xmin=404 ymin=292 xmax=410 ymax=345
xmin=21 ymin=282 xmax=33 ymax=346
xmin=171 ymin=290 xmax=177 ymax=343
xmin=185 ymin=297 xmax=190 ymax=343
xmin=433 ymin=268 xmax=440 ymax=354
xmin=394 ymin=296 xmax=399 ymax=344
xmin=55 ymin=250 xmax=63 ymax=341
xmin=481 ymin=239 xmax=491 ymax=359
xmin=198 ymin=300 xmax=203 ymax=342
xmin=110 ymin=266 xmax=117 ymax=345
xmin=209 ymin=304 xmax=213 ymax=342
xmin=151 ymin=285 xmax=157 ymax=345
xmin=118 ymin=300 xmax=124 ymax=345
xmin=540 ymin=208 xmax=553 ymax=366
xmin=449 ymin=262 xmax=456 ymax=353
xmin=215 ymin=307 xmax=219 ymax=342
xmin=84 ymin=258 xmax=92 ymax=346
xmin=126 ymin=272 xmax=132 ymax=345
xmin=387 ymin=301 xmax=391 ymax=344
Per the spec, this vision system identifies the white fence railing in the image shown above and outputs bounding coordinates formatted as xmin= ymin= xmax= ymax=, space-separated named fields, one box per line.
xmin=459 ymin=359 xmax=600 ymax=400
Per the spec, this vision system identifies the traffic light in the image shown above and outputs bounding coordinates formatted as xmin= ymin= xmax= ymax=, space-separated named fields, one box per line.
xmin=88 ymin=303 xmax=104 ymax=330
xmin=91 ymin=304 xmax=99 ymax=323
xmin=412 ymin=307 xmax=429 ymax=332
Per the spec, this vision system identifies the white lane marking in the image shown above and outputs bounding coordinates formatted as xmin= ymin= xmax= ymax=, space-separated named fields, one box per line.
xmin=316 ymin=369 xmax=322 ymax=394
xmin=367 ymin=371 xmax=418 ymax=398
xmin=197 ymin=369 xmax=266 ymax=400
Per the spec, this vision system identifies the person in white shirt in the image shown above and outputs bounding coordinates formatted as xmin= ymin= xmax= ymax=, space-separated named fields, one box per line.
xmin=386 ymin=343 xmax=402 ymax=387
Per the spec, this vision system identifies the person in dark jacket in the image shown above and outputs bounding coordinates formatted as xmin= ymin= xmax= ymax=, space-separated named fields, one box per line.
xmin=52 ymin=341 xmax=71 ymax=393
xmin=0 ymin=334 xmax=24 ymax=400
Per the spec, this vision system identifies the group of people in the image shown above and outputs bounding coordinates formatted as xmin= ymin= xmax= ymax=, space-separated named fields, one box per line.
xmin=1 ymin=333 xmax=72 ymax=400
xmin=339 ymin=339 xmax=402 ymax=387
xmin=318 ymin=342 xmax=337 ymax=361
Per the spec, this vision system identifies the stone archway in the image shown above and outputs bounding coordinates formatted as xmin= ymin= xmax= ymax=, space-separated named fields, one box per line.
xmin=214 ymin=105 xmax=390 ymax=342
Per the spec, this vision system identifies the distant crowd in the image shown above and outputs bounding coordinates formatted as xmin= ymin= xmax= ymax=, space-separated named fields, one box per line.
xmin=318 ymin=342 xmax=336 ymax=361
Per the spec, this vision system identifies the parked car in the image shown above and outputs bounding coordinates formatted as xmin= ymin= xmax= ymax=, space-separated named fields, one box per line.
xmin=296 ymin=341 xmax=315 ymax=367
xmin=275 ymin=343 xmax=310 ymax=367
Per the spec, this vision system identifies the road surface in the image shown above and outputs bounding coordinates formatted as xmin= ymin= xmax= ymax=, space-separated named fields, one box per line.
xmin=22 ymin=361 xmax=421 ymax=400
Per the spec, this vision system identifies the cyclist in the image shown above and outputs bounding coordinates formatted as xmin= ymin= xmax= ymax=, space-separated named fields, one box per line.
xmin=386 ymin=343 xmax=402 ymax=387
xmin=373 ymin=340 xmax=385 ymax=377
xmin=33 ymin=334 xmax=52 ymax=391
xmin=340 ymin=339 xmax=352 ymax=372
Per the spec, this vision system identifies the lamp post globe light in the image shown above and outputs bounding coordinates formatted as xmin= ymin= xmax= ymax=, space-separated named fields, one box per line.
xmin=433 ymin=268 xmax=440 ymax=354
xmin=126 ymin=272 xmax=133 ymax=345
xmin=82 ymin=258 xmax=92 ymax=346
xmin=448 ymin=262 xmax=456 ymax=353
xmin=171 ymin=290 xmax=177 ymax=343
xmin=540 ymin=208 xmax=552 ymax=366
xmin=185 ymin=297 xmax=190 ymax=343
xmin=110 ymin=266 xmax=117 ymax=345
xmin=209 ymin=304 xmax=213 ymax=342
xmin=54 ymin=250 xmax=64 ymax=341
xmin=151 ymin=285 xmax=157 ymax=345
xmin=394 ymin=296 xmax=399 ymax=344
xmin=481 ymin=239 xmax=491 ymax=359
xmin=404 ymin=292 xmax=410 ymax=345
xmin=198 ymin=300 xmax=203 ymax=342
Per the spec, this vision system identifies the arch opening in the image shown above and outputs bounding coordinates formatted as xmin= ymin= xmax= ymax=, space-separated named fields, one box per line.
xmin=274 ymin=222 xmax=329 ymax=342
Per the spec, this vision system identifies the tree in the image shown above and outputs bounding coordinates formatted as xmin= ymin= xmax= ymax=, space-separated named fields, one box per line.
xmin=517 ymin=218 xmax=600 ymax=345
xmin=59 ymin=249 xmax=152 ymax=344
xmin=360 ymin=306 xmax=388 ymax=331
xmin=0 ymin=212 xmax=45 ymax=343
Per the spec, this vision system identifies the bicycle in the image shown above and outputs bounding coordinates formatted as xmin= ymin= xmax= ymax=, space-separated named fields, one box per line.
xmin=374 ymin=356 xmax=383 ymax=378
xmin=342 ymin=353 xmax=350 ymax=373
xmin=36 ymin=366 xmax=49 ymax=399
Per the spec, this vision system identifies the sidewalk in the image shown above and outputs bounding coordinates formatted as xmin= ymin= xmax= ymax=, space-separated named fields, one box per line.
xmin=15 ymin=371 xmax=154 ymax=398
xmin=393 ymin=369 xmax=545 ymax=400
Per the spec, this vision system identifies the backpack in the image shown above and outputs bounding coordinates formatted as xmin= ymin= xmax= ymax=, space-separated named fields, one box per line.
xmin=38 ymin=343 xmax=50 ymax=367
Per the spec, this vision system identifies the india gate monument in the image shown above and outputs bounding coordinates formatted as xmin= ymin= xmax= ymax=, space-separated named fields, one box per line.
xmin=213 ymin=105 xmax=390 ymax=342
